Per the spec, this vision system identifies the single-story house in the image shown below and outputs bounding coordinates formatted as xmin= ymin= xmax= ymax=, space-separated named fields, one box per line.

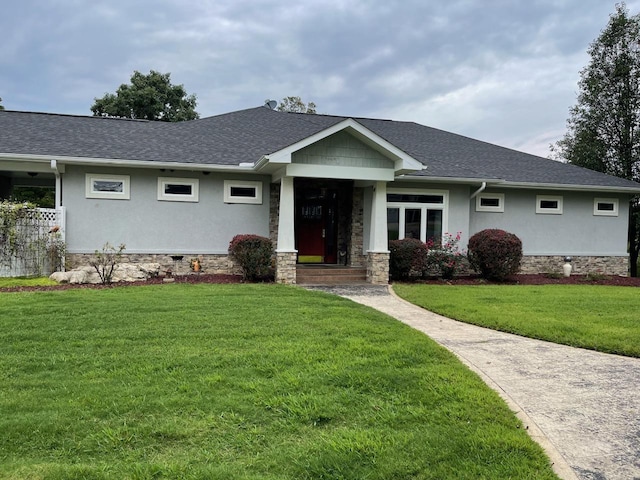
xmin=1 ymin=104 xmax=639 ymax=283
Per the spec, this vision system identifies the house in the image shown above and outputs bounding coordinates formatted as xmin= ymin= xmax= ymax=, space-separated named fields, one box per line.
xmin=1 ymin=104 xmax=639 ymax=283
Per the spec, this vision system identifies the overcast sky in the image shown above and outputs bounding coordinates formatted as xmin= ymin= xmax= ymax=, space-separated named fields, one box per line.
xmin=1 ymin=1 xmax=638 ymax=157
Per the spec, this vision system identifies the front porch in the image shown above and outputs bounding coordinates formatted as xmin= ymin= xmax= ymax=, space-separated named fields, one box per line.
xmin=270 ymin=177 xmax=391 ymax=285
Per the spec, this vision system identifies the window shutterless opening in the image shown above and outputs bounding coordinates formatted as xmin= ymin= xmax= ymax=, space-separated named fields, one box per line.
xmin=536 ymin=195 xmax=563 ymax=214
xmin=85 ymin=174 xmax=130 ymax=200
xmin=157 ymin=177 xmax=199 ymax=202
xmin=593 ymin=198 xmax=619 ymax=216
xmin=224 ymin=180 xmax=263 ymax=204
xmin=475 ymin=193 xmax=504 ymax=212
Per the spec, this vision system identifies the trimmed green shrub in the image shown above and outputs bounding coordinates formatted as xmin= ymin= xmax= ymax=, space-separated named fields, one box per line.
xmin=467 ymin=229 xmax=522 ymax=280
xmin=228 ymin=234 xmax=274 ymax=281
xmin=389 ymin=238 xmax=429 ymax=280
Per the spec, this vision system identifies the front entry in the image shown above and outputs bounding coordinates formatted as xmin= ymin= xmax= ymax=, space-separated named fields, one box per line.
xmin=295 ymin=180 xmax=342 ymax=264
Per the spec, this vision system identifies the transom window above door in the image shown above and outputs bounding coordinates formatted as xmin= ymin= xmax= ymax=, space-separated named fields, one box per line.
xmin=387 ymin=190 xmax=448 ymax=243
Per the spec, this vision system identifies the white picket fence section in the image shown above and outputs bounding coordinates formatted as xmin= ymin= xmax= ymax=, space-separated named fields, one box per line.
xmin=0 ymin=207 xmax=66 ymax=277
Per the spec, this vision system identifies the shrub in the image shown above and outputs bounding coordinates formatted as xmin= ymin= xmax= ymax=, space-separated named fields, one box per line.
xmin=228 ymin=234 xmax=274 ymax=281
xmin=467 ymin=229 xmax=522 ymax=280
xmin=89 ymin=242 xmax=126 ymax=284
xmin=426 ymin=232 xmax=466 ymax=280
xmin=389 ymin=238 xmax=429 ymax=280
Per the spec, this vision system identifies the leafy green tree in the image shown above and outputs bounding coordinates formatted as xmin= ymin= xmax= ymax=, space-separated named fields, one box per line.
xmin=553 ymin=3 xmax=640 ymax=275
xmin=91 ymin=70 xmax=199 ymax=121
xmin=0 ymin=97 xmax=4 ymax=111
xmin=277 ymin=96 xmax=316 ymax=114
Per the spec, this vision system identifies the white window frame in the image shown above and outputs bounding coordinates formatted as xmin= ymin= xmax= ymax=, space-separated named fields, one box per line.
xmin=593 ymin=197 xmax=619 ymax=216
xmin=224 ymin=180 xmax=263 ymax=204
xmin=536 ymin=195 xmax=563 ymax=215
xmin=387 ymin=189 xmax=449 ymax=243
xmin=157 ymin=177 xmax=199 ymax=202
xmin=475 ymin=193 xmax=504 ymax=213
xmin=85 ymin=174 xmax=130 ymax=200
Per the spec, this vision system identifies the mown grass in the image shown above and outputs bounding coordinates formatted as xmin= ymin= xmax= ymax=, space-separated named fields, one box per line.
xmin=0 ymin=276 xmax=57 ymax=288
xmin=394 ymin=284 xmax=640 ymax=357
xmin=0 ymin=284 xmax=557 ymax=479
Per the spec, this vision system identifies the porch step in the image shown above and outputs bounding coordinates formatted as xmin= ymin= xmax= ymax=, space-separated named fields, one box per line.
xmin=296 ymin=266 xmax=367 ymax=285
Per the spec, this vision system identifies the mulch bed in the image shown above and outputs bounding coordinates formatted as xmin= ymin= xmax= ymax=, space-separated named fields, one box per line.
xmin=2 ymin=273 xmax=640 ymax=293
xmin=414 ymin=274 xmax=640 ymax=287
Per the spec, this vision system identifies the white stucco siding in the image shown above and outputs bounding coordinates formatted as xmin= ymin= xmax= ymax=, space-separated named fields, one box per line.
xmin=62 ymin=166 xmax=270 ymax=254
xmin=469 ymin=189 xmax=630 ymax=256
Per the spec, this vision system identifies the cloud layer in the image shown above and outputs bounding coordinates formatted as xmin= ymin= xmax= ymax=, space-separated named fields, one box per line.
xmin=2 ymin=0 xmax=638 ymax=157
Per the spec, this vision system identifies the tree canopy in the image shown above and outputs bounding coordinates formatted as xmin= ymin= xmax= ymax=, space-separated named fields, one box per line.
xmin=0 ymin=97 xmax=4 ymax=111
xmin=553 ymin=3 xmax=640 ymax=275
xmin=276 ymin=96 xmax=316 ymax=114
xmin=91 ymin=70 xmax=199 ymax=122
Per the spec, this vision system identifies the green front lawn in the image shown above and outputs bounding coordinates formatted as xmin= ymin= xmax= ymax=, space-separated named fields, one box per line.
xmin=0 ymin=284 xmax=557 ymax=479
xmin=394 ymin=284 xmax=640 ymax=357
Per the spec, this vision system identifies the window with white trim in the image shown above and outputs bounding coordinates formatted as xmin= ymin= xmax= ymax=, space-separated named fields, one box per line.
xmin=224 ymin=180 xmax=263 ymax=204
xmin=593 ymin=197 xmax=619 ymax=216
xmin=157 ymin=177 xmax=199 ymax=202
xmin=86 ymin=174 xmax=130 ymax=200
xmin=387 ymin=190 xmax=448 ymax=243
xmin=536 ymin=195 xmax=563 ymax=214
xmin=475 ymin=193 xmax=504 ymax=213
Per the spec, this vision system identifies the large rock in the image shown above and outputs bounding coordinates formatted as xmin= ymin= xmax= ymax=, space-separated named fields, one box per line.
xmin=50 ymin=263 xmax=161 ymax=284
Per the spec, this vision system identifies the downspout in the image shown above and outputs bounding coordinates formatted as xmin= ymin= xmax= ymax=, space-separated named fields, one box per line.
xmin=50 ymin=159 xmax=61 ymax=208
xmin=470 ymin=181 xmax=487 ymax=199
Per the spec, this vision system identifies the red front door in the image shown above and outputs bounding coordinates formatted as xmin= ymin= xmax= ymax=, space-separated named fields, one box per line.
xmin=295 ymin=186 xmax=338 ymax=264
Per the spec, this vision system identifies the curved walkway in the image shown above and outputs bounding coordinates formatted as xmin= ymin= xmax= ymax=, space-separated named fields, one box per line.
xmin=311 ymin=285 xmax=640 ymax=480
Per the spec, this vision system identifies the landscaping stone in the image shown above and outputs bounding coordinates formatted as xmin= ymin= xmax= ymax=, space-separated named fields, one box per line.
xmin=50 ymin=263 xmax=161 ymax=284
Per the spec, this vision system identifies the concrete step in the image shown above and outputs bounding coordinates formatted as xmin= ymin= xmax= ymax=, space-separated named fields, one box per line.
xmin=296 ymin=266 xmax=367 ymax=285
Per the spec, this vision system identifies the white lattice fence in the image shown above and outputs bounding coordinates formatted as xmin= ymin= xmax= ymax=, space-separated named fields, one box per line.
xmin=0 ymin=207 xmax=66 ymax=277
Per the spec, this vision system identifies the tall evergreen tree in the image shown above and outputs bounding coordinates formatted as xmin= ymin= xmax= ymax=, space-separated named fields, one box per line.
xmin=554 ymin=3 xmax=640 ymax=275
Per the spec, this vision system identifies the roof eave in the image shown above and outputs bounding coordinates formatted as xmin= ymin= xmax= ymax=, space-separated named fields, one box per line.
xmin=0 ymin=153 xmax=257 ymax=173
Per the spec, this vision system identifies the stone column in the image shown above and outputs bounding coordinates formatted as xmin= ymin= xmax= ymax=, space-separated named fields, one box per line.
xmin=276 ymin=251 xmax=297 ymax=284
xmin=367 ymin=251 xmax=390 ymax=284
xmin=367 ymin=181 xmax=390 ymax=284
xmin=275 ymin=176 xmax=297 ymax=284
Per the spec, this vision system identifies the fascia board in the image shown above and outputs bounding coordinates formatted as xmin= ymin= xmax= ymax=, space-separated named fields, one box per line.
xmin=395 ymin=174 xmax=640 ymax=193
xmin=0 ymin=153 xmax=255 ymax=173
xmin=497 ymin=181 xmax=640 ymax=194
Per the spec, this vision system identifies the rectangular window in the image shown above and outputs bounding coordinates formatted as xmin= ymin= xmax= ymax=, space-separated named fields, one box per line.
xmin=86 ymin=174 xmax=130 ymax=200
xmin=157 ymin=177 xmax=199 ymax=202
xmin=594 ymin=198 xmax=619 ymax=216
xmin=476 ymin=193 xmax=505 ymax=213
xmin=224 ymin=180 xmax=263 ymax=204
xmin=536 ymin=195 xmax=563 ymax=214
xmin=386 ymin=189 xmax=448 ymax=243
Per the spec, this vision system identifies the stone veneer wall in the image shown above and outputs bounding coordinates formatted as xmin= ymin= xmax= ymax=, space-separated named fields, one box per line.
xmin=367 ymin=251 xmax=389 ymax=284
xmin=519 ymin=255 xmax=628 ymax=276
xmin=276 ymin=251 xmax=297 ymax=284
xmin=66 ymin=253 xmax=241 ymax=276
xmin=350 ymin=188 xmax=366 ymax=267
xmin=269 ymin=184 xmax=280 ymax=249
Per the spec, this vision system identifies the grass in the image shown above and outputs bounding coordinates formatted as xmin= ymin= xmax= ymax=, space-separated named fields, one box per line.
xmin=0 ymin=276 xmax=57 ymax=288
xmin=394 ymin=284 xmax=640 ymax=357
xmin=0 ymin=284 xmax=557 ymax=479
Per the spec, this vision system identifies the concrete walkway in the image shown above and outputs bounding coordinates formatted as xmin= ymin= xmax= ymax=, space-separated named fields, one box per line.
xmin=308 ymin=285 xmax=640 ymax=480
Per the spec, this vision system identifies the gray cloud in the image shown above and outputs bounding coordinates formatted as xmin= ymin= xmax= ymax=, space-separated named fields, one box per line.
xmin=1 ymin=0 xmax=639 ymax=156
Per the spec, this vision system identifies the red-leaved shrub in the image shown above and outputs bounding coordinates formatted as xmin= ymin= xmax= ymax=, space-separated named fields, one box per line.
xmin=228 ymin=234 xmax=273 ymax=281
xmin=467 ymin=229 xmax=522 ymax=280
xmin=389 ymin=238 xmax=429 ymax=280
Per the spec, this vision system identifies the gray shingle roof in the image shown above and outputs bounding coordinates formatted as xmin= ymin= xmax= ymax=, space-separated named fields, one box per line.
xmin=1 ymin=106 xmax=639 ymax=190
